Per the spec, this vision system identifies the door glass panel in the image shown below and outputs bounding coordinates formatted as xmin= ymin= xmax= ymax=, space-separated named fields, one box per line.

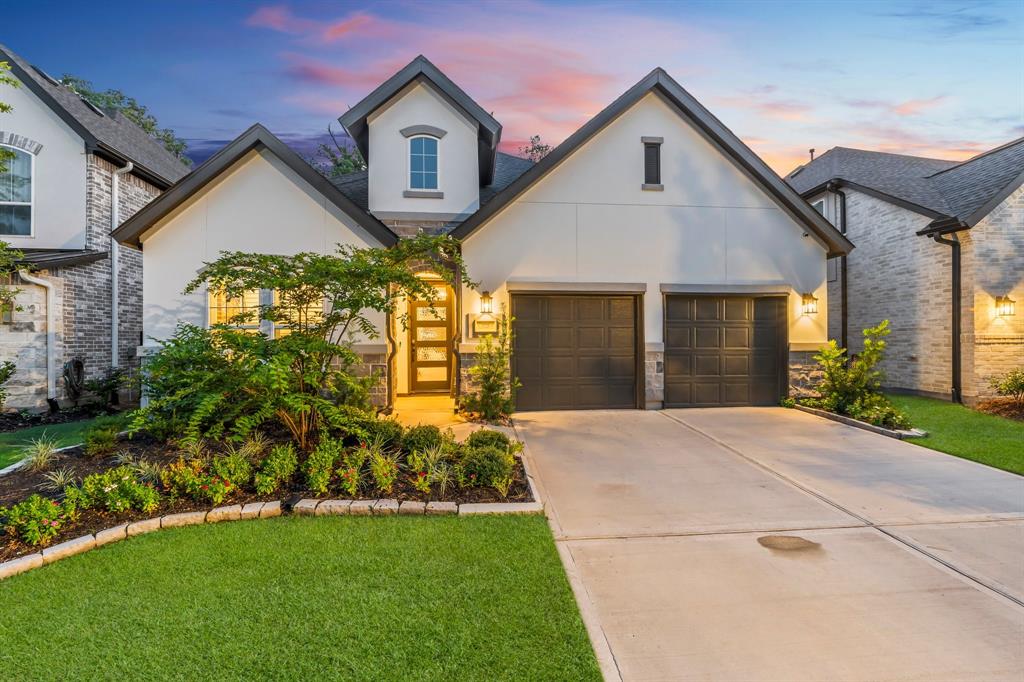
xmin=416 ymin=306 xmax=447 ymax=321
xmin=416 ymin=347 xmax=447 ymax=362
xmin=430 ymin=285 xmax=447 ymax=301
xmin=416 ymin=367 xmax=447 ymax=382
xmin=416 ymin=326 xmax=447 ymax=341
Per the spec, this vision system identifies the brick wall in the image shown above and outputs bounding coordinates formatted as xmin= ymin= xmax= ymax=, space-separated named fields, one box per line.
xmin=839 ymin=190 xmax=954 ymax=398
xmin=960 ymin=185 xmax=1024 ymax=404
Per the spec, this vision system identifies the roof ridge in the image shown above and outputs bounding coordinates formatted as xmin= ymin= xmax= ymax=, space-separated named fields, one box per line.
xmin=926 ymin=136 xmax=1024 ymax=177
xmin=833 ymin=146 xmax=957 ymax=164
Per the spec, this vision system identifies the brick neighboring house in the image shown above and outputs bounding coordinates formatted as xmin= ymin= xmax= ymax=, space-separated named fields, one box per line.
xmin=787 ymin=139 xmax=1024 ymax=405
xmin=0 ymin=44 xmax=189 ymax=409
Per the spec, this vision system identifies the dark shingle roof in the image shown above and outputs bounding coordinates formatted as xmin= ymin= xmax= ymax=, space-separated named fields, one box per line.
xmin=19 ymin=248 xmax=107 ymax=269
xmin=0 ymin=44 xmax=190 ymax=187
xmin=785 ymin=139 xmax=1024 ymax=228
xmin=329 ymin=151 xmax=534 ymax=213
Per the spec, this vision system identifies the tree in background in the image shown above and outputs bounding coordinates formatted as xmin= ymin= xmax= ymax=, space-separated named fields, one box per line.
xmin=0 ymin=61 xmax=18 ymax=173
xmin=518 ymin=135 xmax=552 ymax=162
xmin=311 ymin=124 xmax=366 ymax=178
xmin=59 ymin=75 xmax=191 ymax=165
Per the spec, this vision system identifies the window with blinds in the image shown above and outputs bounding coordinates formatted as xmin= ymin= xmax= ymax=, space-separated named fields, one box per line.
xmin=644 ymin=143 xmax=661 ymax=185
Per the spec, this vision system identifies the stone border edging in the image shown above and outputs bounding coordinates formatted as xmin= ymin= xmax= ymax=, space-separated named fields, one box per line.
xmin=793 ymin=404 xmax=927 ymax=440
xmin=0 ymin=442 xmax=81 ymax=477
xmin=0 ymin=454 xmax=544 ymax=582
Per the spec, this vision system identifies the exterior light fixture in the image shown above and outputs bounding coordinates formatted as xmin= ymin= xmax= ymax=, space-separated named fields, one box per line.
xmin=480 ymin=291 xmax=493 ymax=315
xmin=801 ymin=293 xmax=818 ymax=316
xmin=996 ymin=295 xmax=1016 ymax=317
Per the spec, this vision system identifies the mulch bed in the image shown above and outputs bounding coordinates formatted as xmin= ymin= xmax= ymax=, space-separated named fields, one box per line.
xmin=0 ymin=433 xmax=534 ymax=562
xmin=0 ymin=406 xmax=105 ymax=434
xmin=977 ymin=398 xmax=1024 ymax=422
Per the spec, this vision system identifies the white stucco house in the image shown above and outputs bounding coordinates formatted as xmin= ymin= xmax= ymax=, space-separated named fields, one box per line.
xmin=113 ymin=56 xmax=852 ymax=412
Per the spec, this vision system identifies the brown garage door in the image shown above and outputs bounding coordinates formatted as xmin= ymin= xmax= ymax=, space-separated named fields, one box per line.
xmin=512 ymin=294 xmax=640 ymax=411
xmin=664 ymin=295 xmax=787 ymax=407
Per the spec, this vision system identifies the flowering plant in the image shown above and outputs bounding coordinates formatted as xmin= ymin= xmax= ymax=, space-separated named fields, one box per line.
xmin=1 ymin=495 xmax=69 ymax=546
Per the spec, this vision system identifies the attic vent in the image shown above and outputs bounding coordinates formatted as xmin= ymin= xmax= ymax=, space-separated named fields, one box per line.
xmin=31 ymin=65 xmax=60 ymax=86
xmin=80 ymin=97 xmax=106 ymax=117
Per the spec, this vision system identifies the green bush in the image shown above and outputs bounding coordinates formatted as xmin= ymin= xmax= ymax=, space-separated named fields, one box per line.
xmin=82 ymin=414 xmax=126 ymax=458
xmin=80 ymin=466 xmax=160 ymax=513
xmin=84 ymin=366 xmax=127 ymax=408
xmin=361 ymin=417 xmax=404 ymax=449
xmin=465 ymin=429 xmax=511 ymax=451
xmin=990 ymin=368 xmax=1024 ymax=404
xmin=459 ymin=445 xmax=514 ymax=489
xmin=254 ymin=444 xmax=298 ymax=495
xmin=1 ymin=495 xmax=69 ymax=546
xmin=305 ymin=438 xmax=342 ymax=494
xmin=367 ymin=437 xmax=400 ymax=495
xmin=402 ymin=424 xmax=442 ymax=454
xmin=459 ymin=313 xmax=521 ymax=421
xmin=211 ymin=450 xmax=253 ymax=488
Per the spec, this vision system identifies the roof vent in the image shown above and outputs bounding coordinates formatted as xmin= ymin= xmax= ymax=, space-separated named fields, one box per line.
xmin=789 ymin=166 xmax=804 ymax=178
xmin=31 ymin=65 xmax=60 ymax=86
xmin=80 ymin=97 xmax=106 ymax=117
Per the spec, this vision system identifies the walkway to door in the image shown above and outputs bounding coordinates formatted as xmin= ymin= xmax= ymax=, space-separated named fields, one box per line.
xmin=514 ymin=407 xmax=1024 ymax=681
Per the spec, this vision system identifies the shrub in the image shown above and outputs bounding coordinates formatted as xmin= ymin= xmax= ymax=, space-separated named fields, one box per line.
xmin=0 ymin=359 xmax=16 ymax=410
xmin=402 ymin=424 xmax=442 ymax=454
xmin=211 ymin=449 xmax=253 ymax=488
xmin=367 ymin=436 xmax=400 ymax=494
xmin=82 ymin=415 xmax=126 ymax=458
xmin=38 ymin=467 xmax=77 ymax=494
xmin=254 ymin=444 xmax=298 ymax=495
xmin=81 ymin=466 xmax=160 ymax=513
xmin=406 ymin=444 xmax=450 ymax=495
xmin=305 ymin=437 xmax=342 ymax=494
xmin=84 ymin=366 xmax=127 ymax=408
xmin=465 ymin=429 xmax=511 ymax=451
xmin=24 ymin=434 xmax=59 ymax=472
xmin=336 ymin=443 xmax=371 ymax=497
xmin=990 ymin=368 xmax=1024 ymax=404
xmin=361 ymin=418 xmax=404 ymax=450
xmin=459 ymin=445 xmax=514 ymax=490
xmin=846 ymin=394 xmax=911 ymax=430
xmin=160 ymin=457 xmax=205 ymax=498
xmin=459 ymin=313 xmax=521 ymax=421
xmin=1 ymin=495 xmax=68 ymax=546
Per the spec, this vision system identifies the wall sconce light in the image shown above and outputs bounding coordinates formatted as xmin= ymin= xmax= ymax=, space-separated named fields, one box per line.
xmin=996 ymin=295 xmax=1016 ymax=317
xmin=480 ymin=291 xmax=493 ymax=315
xmin=801 ymin=293 xmax=818 ymax=316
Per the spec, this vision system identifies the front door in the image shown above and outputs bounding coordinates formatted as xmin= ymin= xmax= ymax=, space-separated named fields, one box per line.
xmin=409 ymin=282 xmax=453 ymax=393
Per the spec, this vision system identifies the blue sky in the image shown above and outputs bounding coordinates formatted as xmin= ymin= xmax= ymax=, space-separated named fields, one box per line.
xmin=4 ymin=0 xmax=1022 ymax=172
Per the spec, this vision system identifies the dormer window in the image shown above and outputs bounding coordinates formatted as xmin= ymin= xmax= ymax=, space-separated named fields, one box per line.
xmin=409 ymin=135 xmax=439 ymax=190
xmin=0 ymin=145 xmax=33 ymax=236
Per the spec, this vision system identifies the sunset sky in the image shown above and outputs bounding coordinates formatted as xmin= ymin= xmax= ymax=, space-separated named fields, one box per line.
xmin=5 ymin=0 xmax=1022 ymax=173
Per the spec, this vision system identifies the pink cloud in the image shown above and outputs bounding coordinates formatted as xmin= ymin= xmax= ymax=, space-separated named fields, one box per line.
xmin=843 ymin=95 xmax=948 ymax=117
xmin=247 ymin=5 xmax=389 ymax=43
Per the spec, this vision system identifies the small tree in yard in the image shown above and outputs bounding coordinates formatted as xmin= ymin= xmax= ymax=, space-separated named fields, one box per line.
xmin=990 ymin=369 xmax=1024 ymax=405
xmin=460 ymin=312 xmax=521 ymax=421
xmin=134 ymin=234 xmax=469 ymax=450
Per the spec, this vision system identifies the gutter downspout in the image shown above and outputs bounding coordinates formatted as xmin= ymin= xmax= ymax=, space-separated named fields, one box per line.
xmin=827 ymin=181 xmax=849 ymax=349
xmin=111 ymin=161 xmax=134 ymax=369
xmin=932 ymin=232 xmax=962 ymax=403
xmin=18 ymin=269 xmax=56 ymax=407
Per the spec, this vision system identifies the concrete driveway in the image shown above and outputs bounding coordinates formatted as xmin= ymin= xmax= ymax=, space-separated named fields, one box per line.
xmin=514 ymin=408 xmax=1024 ymax=682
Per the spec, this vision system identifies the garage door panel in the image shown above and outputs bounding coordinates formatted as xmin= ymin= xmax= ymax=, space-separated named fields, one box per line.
xmin=665 ymin=294 xmax=786 ymax=407
xmin=514 ymin=296 xmax=544 ymax=321
xmin=513 ymin=294 xmax=638 ymax=411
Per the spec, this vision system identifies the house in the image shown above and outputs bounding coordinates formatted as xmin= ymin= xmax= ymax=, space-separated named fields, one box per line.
xmin=113 ymin=56 xmax=852 ymax=412
xmin=786 ymin=140 xmax=1024 ymax=405
xmin=0 ymin=44 xmax=189 ymax=409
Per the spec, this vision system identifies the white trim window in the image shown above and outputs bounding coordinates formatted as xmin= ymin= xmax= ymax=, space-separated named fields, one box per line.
xmin=207 ymin=287 xmax=262 ymax=332
xmin=409 ymin=135 xmax=439 ymax=190
xmin=0 ymin=145 xmax=33 ymax=236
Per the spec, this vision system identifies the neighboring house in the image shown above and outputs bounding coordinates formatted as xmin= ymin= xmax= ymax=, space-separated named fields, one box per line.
xmin=786 ymin=141 xmax=1024 ymax=405
xmin=0 ymin=44 xmax=189 ymax=409
xmin=114 ymin=56 xmax=851 ymax=412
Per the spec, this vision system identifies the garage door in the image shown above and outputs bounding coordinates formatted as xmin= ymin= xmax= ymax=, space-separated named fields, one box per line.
xmin=512 ymin=294 xmax=639 ymax=411
xmin=664 ymin=295 xmax=787 ymax=407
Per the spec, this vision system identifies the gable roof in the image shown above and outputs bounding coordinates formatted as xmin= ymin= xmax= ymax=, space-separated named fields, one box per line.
xmin=338 ymin=55 xmax=502 ymax=186
xmin=330 ymin=151 xmax=533 ymax=212
xmin=112 ymin=124 xmax=398 ymax=248
xmin=0 ymin=43 xmax=190 ymax=188
xmin=449 ymin=68 xmax=853 ymax=257
xmin=786 ymin=138 xmax=1024 ymax=233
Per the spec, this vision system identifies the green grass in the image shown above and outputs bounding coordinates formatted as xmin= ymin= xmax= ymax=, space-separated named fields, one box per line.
xmin=888 ymin=394 xmax=1024 ymax=475
xmin=0 ymin=515 xmax=600 ymax=681
xmin=0 ymin=418 xmax=98 ymax=469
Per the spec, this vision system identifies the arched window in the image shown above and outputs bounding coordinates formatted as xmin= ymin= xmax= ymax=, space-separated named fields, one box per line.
xmin=0 ymin=145 xmax=32 ymax=236
xmin=409 ymin=136 xmax=438 ymax=190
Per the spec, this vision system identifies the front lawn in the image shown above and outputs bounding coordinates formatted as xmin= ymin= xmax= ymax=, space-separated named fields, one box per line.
xmin=887 ymin=394 xmax=1024 ymax=475
xmin=0 ymin=515 xmax=600 ymax=680
xmin=0 ymin=419 xmax=97 ymax=469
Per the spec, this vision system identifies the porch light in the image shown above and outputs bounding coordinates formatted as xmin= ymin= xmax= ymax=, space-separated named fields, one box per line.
xmin=480 ymin=291 xmax=493 ymax=315
xmin=801 ymin=293 xmax=818 ymax=316
xmin=996 ymin=295 xmax=1016 ymax=317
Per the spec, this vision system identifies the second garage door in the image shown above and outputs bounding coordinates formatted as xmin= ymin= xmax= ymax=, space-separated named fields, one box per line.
xmin=664 ymin=294 xmax=787 ymax=407
xmin=512 ymin=294 xmax=640 ymax=411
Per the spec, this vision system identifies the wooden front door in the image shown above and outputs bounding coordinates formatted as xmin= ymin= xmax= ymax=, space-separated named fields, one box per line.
xmin=409 ymin=282 xmax=454 ymax=393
